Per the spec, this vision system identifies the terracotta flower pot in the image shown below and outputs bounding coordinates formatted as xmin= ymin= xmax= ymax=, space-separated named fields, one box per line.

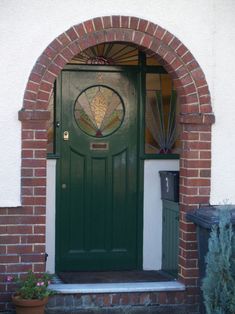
xmin=12 ymin=295 xmax=48 ymax=314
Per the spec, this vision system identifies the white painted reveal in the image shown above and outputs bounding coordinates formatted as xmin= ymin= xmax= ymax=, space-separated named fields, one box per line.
xmin=46 ymin=160 xmax=56 ymax=273
xmin=143 ymin=160 xmax=179 ymax=270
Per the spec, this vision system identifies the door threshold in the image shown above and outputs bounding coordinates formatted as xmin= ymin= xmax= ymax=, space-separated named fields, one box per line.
xmin=50 ymin=275 xmax=185 ymax=294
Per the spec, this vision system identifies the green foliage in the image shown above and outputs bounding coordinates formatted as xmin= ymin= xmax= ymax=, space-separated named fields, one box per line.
xmin=7 ymin=271 xmax=55 ymax=300
xmin=202 ymin=209 xmax=235 ymax=314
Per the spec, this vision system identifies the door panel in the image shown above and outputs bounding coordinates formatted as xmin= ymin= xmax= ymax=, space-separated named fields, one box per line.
xmin=56 ymin=69 xmax=139 ymax=271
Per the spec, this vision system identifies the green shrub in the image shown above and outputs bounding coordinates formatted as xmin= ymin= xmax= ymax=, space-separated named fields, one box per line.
xmin=202 ymin=209 xmax=235 ymax=314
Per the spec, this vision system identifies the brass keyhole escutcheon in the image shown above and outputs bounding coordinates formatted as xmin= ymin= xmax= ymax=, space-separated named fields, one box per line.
xmin=63 ymin=131 xmax=69 ymax=141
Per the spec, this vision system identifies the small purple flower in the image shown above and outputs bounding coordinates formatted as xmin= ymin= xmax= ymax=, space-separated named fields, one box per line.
xmin=6 ymin=276 xmax=13 ymax=282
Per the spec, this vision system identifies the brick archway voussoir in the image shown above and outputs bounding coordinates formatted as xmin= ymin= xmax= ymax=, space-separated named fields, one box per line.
xmin=24 ymin=21 xmax=212 ymax=117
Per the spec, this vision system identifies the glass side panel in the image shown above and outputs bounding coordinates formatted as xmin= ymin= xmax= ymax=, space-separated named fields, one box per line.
xmin=47 ymin=92 xmax=54 ymax=154
xmin=146 ymin=73 xmax=161 ymax=90
xmin=145 ymin=73 xmax=180 ymax=155
xmin=71 ymin=43 xmax=139 ymax=65
xmin=146 ymin=54 xmax=160 ymax=66
xmin=74 ymin=86 xmax=125 ymax=137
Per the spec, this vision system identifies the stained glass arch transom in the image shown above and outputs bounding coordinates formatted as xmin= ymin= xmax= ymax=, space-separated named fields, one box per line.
xmin=74 ymin=85 xmax=125 ymax=137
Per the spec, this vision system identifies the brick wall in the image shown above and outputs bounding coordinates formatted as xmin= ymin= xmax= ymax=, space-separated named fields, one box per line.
xmin=46 ymin=291 xmax=199 ymax=313
xmin=0 ymin=16 xmax=214 ymax=311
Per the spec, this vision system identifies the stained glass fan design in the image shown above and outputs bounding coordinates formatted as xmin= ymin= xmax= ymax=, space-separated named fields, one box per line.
xmin=71 ymin=43 xmax=139 ymax=65
xmin=74 ymin=86 xmax=125 ymax=137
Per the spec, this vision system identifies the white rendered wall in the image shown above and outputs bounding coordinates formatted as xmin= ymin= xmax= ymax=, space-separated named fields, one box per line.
xmin=0 ymin=0 xmax=235 ymax=204
xmin=143 ymin=160 xmax=179 ymax=270
xmin=210 ymin=1 xmax=235 ymax=204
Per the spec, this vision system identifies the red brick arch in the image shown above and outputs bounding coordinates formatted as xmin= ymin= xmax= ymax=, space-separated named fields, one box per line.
xmin=17 ymin=15 xmax=214 ymax=306
xmin=21 ymin=16 xmax=213 ymax=115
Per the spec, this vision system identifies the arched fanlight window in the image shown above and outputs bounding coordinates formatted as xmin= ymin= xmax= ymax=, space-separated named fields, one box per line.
xmin=71 ymin=43 xmax=139 ymax=65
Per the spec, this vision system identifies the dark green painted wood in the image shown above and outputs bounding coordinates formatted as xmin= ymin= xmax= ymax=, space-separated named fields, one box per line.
xmin=49 ymin=63 xmax=177 ymax=161
xmin=56 ymin=70 xmax=139 ymax=271
xmin=141 ymin=154 xmax=179 ymax=160
xmin=162 ymin=200 xmax=179 ymax=276
xmin=64 ymin=64 xmax=167 ymax=73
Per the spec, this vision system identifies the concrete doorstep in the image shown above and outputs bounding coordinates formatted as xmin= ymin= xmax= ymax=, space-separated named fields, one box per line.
xmin=45 ymin=304 xmax=199 ymax=314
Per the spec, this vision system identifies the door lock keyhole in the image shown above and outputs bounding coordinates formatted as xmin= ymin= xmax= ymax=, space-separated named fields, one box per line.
xmin=63 ymin=131 xmax=69 ymax=141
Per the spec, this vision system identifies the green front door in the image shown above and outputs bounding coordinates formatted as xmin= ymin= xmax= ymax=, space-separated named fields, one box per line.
xmin=56 ymin=68 xmax=140 ymax=271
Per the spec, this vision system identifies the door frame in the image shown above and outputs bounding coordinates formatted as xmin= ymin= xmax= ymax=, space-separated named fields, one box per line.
xmin=18 ymin=15 xmax=214 ymax=293
xmin=55 ymin=64 xmax=144 ymax=271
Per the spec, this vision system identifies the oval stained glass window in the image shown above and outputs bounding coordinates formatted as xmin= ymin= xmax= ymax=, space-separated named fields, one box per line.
xmin=74 ymin=86 xmax=125 ymax=137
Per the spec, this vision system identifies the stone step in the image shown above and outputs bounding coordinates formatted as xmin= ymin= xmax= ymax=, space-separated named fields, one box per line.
xmin=45 ymin=305 xmax=199 ymax=314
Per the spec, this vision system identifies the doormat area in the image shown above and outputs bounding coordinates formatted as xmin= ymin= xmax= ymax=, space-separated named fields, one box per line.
xmin=57 ymin=270 xmax=173 ymax=284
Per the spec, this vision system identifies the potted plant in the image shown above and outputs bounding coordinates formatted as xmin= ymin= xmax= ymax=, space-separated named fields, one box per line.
xmin=7 ymin=270 xmax=54 ymax=314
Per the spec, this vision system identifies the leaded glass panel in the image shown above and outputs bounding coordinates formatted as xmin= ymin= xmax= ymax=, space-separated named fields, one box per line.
xmin=74 ymin=86 xmax=125 ymax=137
xmin=71 ymin=43 xmax=139 ymax=65
xmin=145 ymin=73 xmax=180 ymax=154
